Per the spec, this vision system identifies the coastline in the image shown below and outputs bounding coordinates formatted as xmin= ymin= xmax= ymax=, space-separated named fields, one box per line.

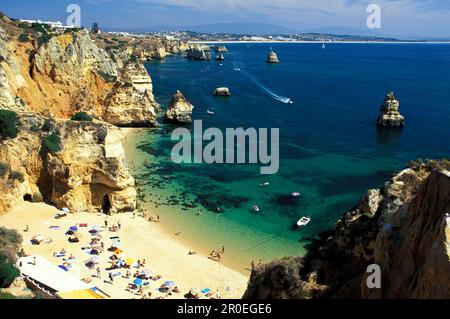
xmin=189 ymin=40 xmax=450 ymax=44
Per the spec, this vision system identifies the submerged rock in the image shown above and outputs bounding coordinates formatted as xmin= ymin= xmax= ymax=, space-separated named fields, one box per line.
xmin=267 ymin=50 xmax=280 ymax=64
xmin=376 ymin=92 xmax=404 ymax=127
xmin=164 ymin=90 xmax=194 ymax=124
xmin=213 ymin=87 xmax=231 ymax=97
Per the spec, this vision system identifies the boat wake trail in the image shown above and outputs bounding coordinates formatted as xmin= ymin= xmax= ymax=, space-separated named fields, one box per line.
xmin=240 ymin=69 xmax=293 ymax=104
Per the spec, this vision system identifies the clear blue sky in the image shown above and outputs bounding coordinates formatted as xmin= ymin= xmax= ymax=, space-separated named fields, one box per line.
xmin=1 ymin=0 xmax=450 ymax=37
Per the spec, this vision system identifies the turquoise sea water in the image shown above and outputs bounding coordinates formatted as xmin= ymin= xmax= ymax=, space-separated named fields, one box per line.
xmin=128 ymin=43 xmax=450 ymax=271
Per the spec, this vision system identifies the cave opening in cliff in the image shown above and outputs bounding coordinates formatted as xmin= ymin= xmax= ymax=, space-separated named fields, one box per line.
xmin=23 ymin=194 xmax=32 ymax=202
xmin=102 ymin=194 xmax=111 ymax=215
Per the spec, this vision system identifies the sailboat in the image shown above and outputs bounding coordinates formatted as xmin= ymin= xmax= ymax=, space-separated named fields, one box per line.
xmin=322 ymin=43 xmax=326 ymax=49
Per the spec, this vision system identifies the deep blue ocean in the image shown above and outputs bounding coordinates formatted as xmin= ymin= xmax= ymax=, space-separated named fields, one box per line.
xmin=132 ymin=43 xmax=450 ymax=270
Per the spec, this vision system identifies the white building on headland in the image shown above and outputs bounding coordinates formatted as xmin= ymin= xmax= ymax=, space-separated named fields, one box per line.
xmin=19 ymin=19 xmax=68 ymax=29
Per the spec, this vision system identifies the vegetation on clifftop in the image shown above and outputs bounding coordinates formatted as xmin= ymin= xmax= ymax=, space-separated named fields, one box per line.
xmin=71 ymin=112 xmax=93 ymax=122
xmin=42 ymin=132 xmax=62 ymax=153
xmin=0 ymin=110 xmax=19 ymax=139
xmin=0 ymin=227 xmax=22 ymax=288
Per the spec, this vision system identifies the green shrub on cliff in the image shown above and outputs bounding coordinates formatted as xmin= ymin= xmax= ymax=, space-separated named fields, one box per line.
xmin=71 ymin=112 xmax=93 ymax=122
xmin=0 ymin=162 xmax=10 ymax=178
xmin=0 ymin=227 xmax=22 ymax=288
xmin=0 ymin=110 xmax=19 ymax=139
xmin=0 ymin=254 xmax=20 ymax=288
xmin=43 ymin=133 xmax=62 ymax=153
xmin=18 ymin=34 xmax=30 ymax=43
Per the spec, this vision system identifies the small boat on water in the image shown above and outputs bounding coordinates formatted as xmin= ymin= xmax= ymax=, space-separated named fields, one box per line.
xmin=260 ymin=182 xmax=270 ymax=186
xmin=233 ymin=67 xmax=241 ymax=71
xmin=252 ymin=205 xmax=260 ymax=212
xmin=206 ymin=110 xmax=215 ymax=115
xmin=291 ymin=192 xmax=301 ymax=197
xmin=297 ymin=216 xmax=311 ymax=227
xmin=322 ymin=44 xmax=326 ymax=49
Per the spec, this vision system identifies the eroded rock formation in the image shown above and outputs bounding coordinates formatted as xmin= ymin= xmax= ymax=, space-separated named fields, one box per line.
xmin=244 ymin=160 xmax=450 ymax=299
xmin=0 ymin=16 xmax=158 ymax=127
xmin=0 ymin=113 xmax=136 ymax=215
xmin=164 ymin=90 xmax=194 ymax=124
xmin=187 ymin=46 xmax=212 ymax=60
xmin=376 ymin=92 xmax=404 ymax=127
xmin=267 ymin=50 xmax=280 ymax=64
xmin=213 ymin=87 xmax=231 ymax=97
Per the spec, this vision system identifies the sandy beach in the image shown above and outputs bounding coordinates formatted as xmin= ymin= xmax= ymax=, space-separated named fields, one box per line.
xmin=0 ymin=202 xmax=248 ymax=299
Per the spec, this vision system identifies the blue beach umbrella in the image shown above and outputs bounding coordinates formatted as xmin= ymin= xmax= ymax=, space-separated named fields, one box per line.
xmin=163 ymin=281 xmax=175 ymax=288
xmin=70 ymin=226 xmax=78 ymax=231
xmin=133 ymin=278 xmax=143 ymax=286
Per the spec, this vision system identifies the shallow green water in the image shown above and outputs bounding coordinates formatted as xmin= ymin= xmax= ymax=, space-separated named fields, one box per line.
xmin=125 ymin=43 xmax=450 ymax=272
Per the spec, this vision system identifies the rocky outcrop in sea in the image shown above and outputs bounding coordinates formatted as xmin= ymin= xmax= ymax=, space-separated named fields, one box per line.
xmin=215 ymin=46 xmax=228 ymax=53
xmin=164 ymin=90 xmax=194 ymax=124
xmin=0 ymin=17 xmax=159 ymax=127
xmin=376 ymin=92 xmax=404 ymax=127
xmin=267 ymin=50 xmax=280 ymax=64
xmin=213 ymin=87 xmax=231 ymax=97
xmin=186 ymin=46 xmax=212 ymax=60
xmin=244 ymin=160 xmax=450 ymax=299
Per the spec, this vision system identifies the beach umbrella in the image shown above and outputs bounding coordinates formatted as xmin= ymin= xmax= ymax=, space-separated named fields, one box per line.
xmin=163 ymin=281 xmax=175 ymax=288
xmin=62 ymin=207 xmax=70 ymax=213
xmin=139 ymin=269 xmax=152 ymax=276
xmin=125 ymin=258 xmax=135 ymax=266
xmin=89 ymin=256 xmax=100 ymax=263
xmin=111 ymin=240 xmax=122 ymax=247
xmin=31 ymin=235 xmax=45 ymax=242
xmin=70 ymin=226 xmax=78 ymax=231
xmin=133 ymin=278 xmax=143 ymax=286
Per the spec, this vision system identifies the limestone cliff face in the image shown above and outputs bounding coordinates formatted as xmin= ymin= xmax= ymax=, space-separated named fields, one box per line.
xmin=0 ymin=113 xmax=136 ymax=215
xmin=0 ymin=16 xmax=158 ymax=126
xmin=244 ymin=160 xmax=450 ymax=299
xmin=164 ymin=90 xmax=194 ymax=124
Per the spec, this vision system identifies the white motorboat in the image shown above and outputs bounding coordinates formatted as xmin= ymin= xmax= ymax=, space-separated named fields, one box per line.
xmin=206 ymin=110 xmax=215 ymax=115
xmin=260 ymin=182 xmax=270 ymax=186
xmin=291 ymin=192 xmax=301 ymax=197
xmin=252 ymin=205 xmax=260 ymax=212
xmin=297 ymin=216 xmax=311 ymax=227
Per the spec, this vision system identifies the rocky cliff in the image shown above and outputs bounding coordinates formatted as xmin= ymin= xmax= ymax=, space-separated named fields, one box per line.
xmin=0 ymin=113 xmax=136 ymax=215
xmin=244 ymin=160 xmax=450 ymax=299
xmin=376 ymin=92 xmax=404 ymax=127
xmin=0 ymin=15 xmax=158 ymax=126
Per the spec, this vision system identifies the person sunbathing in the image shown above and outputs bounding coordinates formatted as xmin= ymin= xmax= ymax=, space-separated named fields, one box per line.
xmin=172 ymin=286 xmax=181 ymax=293
xmin=152 ymin=274 xmax=162 ymax=281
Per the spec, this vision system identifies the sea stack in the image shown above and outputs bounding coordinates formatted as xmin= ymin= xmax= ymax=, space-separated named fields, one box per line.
xmin=213 ymin=87 xmax=231 ymax=97
xmin=376 ymin=92 xmax=405 ymax=127
xmin=216 ymin=54 xmax=225 ymax=61
xmin=215 ymin=46 xmax=228 ymax=53
xmin=267 ymin=50 xmax=280 ymax=64
xmin=164 ymin=90 xmax=194 ymax=124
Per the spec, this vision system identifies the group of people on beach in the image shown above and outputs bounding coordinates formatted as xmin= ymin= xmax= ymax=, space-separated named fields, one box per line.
xmin=209 ymin=246 xmax=225 ymax=262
